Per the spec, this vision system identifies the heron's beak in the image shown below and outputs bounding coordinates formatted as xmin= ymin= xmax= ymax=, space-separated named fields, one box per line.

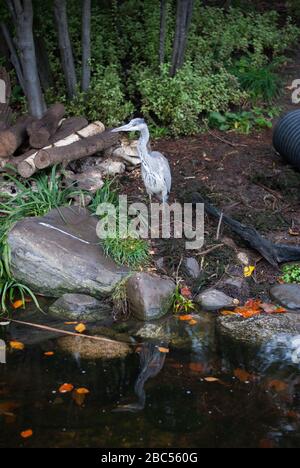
xmin=111 ymin=123 xmax=134 ymax=133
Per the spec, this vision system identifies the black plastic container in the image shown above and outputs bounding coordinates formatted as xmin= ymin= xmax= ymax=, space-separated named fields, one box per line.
xmin=273 ymin=109 xmax=300 ymax=170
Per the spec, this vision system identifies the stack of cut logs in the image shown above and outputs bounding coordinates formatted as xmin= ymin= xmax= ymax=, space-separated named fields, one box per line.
xmin=0 ymin=103 xmax=120 ymax=178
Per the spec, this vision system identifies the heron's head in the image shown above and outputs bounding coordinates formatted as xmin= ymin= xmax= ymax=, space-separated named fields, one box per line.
xmin=111 ymin=118 xmax=147 ymax=133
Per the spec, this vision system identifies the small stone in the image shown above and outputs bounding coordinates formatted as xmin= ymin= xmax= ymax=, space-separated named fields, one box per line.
xmin=183 ymin=257 xmax=200 ymax=279
xmin=58 ymin=335 xmax=131 ymax=360
xmin=98 ymin=159 xmax=126 ymax=176
xmin=270 ymin=284 xmax=300 ymax=310
xmin=49 ymin=294 xmax=110 ymax=322
xmin=126 ymin=273 xmax=176 ymax=321
xmin=196 ymin=289 xmax=235 ymax=311
xmin=64 ymin=169 xmax=104 ymax=193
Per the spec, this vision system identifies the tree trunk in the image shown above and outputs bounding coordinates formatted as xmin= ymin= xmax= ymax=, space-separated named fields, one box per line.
xmin=159 ymin=0 xmax=167 ymax=66
xmin=0 ymin=115 xmax=35 ymax=158
xmin=34 ymin=33 xmax=53 ymax=91
xmin=0 ymin=21 xmax=26 ymax=93
xmin=54 ymin=0 xmax=77 ymax=99
xmin=27 ymin=102 xmax=65 ymax=149
xmin=81 ymin=0 xmax=91 ymax=92
xmin=5 ymin=0 xmax=46 ymax=118
xmin=170 ymin=0 xmax=194 ymax=76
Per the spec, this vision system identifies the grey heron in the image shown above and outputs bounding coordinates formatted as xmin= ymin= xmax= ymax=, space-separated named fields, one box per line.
xmin=111 ymin=118 xmax=171 ymax=203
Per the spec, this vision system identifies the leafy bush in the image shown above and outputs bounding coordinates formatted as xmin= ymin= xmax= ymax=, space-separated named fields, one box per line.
xmin=208 ymin=107 xmax=276 ymax=134
xmin=281 ymin=264 xmax=300 ymax=284
xmin=136 ymin=64 xmax=246 ymax=136
xmin=231 ymin=57 xmax=283 ymax=102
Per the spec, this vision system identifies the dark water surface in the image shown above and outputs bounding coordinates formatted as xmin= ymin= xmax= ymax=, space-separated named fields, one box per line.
xmin=0 ymin=302 xmax=300 ymax=448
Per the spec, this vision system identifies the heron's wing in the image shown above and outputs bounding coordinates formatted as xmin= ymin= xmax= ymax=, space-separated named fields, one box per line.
xmin=150 ymin=151 xmax=172 ymax=193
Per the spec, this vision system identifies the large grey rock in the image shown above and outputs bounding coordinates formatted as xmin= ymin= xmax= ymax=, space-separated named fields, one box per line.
xmin=270 ymin=284 xmax=300 ymax=310
xmin=49 ymin=294 xmax=111 ymax=322
xmin=196 ymin=289 xmax=236 ymax=311
xmin=217 ymin=313 xmax=300 ymax=346
xmin=8 ymin=207 xmax=129 ymax=298
xmin=126 ymin=273 xmax=176 ymax=321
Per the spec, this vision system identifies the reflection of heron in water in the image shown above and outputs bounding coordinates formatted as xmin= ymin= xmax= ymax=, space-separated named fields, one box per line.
xmin=114 ymin=342 xmax=167 ymax=412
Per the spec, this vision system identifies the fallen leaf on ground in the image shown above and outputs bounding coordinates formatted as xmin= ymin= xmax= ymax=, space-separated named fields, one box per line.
xmin=12 ymin=300 xmax=24 ymax=309
xmin=260 ymin=303 xmax=287 ymax=314
xmin=221 ymin=310 xmax=236 ymax=316
xmin=158 ymin=347 xmax=169 ymax=353
xmin=234 ymin=368 xmax=254 ymax=383
xmin=44 ymin=352 xmax=54 ymax=357
xmin=59 ymin=383 xmax=74 ymax=394
xmin=20 ymin=429 xmax=33 ymax=439
xmin=10 ymin=341 xmax=24 ymax=351
xmin=178 ymin=314 xmax=194 ymax=321
xmin=75 ymin=323 xmax=86 ymax=334
xmin=64 ymin=322 xmax=78 ymax=325
xmin=244 ymin=266 xmax=255 ymax=278
xmin=181 ymin=287 xmax=192 ymax=298
xmin=289 ymin=228 xmax=300 ymax=237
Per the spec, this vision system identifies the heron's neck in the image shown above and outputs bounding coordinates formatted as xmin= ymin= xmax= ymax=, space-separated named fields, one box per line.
xmin=138 ymin=126 xmax=151 ymax=163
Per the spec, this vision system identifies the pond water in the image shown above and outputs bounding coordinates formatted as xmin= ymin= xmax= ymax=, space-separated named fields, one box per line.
xmin=0 ymin=301 xmax=300 ymax=448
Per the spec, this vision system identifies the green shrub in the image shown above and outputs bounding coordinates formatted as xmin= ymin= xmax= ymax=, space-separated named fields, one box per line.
xmin=281 ymin=264 xmax=300 ymax=284
xmin=208 ymin=107 xmax=274 ymax=134
xmin=135 ymin=63 xmax=246 ymax=136
xmin=231 ymin=57 xmax=283 ymax=102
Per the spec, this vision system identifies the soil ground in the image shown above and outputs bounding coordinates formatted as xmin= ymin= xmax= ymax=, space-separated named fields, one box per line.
xmin=120 ymin=48 xmax=300 ymax=297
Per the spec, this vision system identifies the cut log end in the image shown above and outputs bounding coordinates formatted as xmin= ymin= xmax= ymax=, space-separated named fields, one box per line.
xmin=17 ymin=160 xmax=36 ymax=178
xmin=29 ymin=127 xmax=51 ymax=149
xmin=34 ymin=149 xmax=51 ymax=169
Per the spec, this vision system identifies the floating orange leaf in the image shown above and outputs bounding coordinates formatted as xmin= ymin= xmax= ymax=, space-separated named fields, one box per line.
xmin=234 ymin=368 xmax=254 ymax=383
xmin=178 ymin=314 xmax=193 ymax=321
xmin=204 ymin=377 xmax=220 ymax=383
xmin=267 ymin=380 xmax=288 ymax=393
xmin=59 ymin=383 xmax=74 ymax=394
xmin=158 ymin=347 xmax=169 ymax=354
xmin=188 ymin=319 xmax=197 ymax=326
xmin=64 ymin=322 xmax=78 ymax=325
xmin=12 ymin=300 xmax=24 ymax=310
xmin=76 ymin=388 xmax=90 ymax=395
xmin=44 ymin=351 xmax=54 ymax=357
xmin=189 ymin=362 xmax=204 ymax=373
xmin=10 ymin=341 xmax=24 ymax=351
xmin=75 ymin=323 xmax=86 ymax=334
xmin=20 ymin=429 xmax=33 ymax=439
